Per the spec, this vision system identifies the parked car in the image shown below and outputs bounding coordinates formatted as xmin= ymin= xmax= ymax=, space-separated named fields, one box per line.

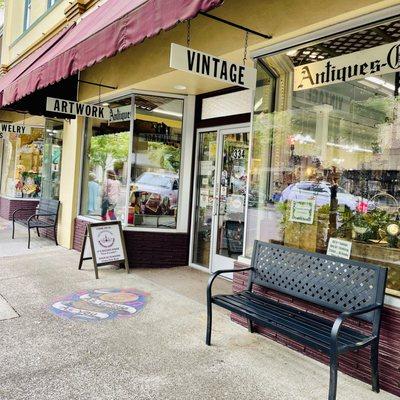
xmin=130 ymin=172 xmax=179 ymax=208
xmin=280 ymin=181 xmax=375 ymax=211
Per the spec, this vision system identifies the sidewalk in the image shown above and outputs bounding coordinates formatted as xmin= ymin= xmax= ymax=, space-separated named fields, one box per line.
xmin=0 ymin=218 xmax=397 ymax=400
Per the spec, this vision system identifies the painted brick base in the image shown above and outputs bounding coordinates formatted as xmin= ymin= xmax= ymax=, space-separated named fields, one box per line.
xmin=73 ymin=218 xmax=189 ymax=268
xmin=232 ymin=261 xmax=400 ymax=397
xmin=0 ymin=196 xmax=39 ymax=220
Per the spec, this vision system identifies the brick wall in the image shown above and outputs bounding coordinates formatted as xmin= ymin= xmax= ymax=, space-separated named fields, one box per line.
xmin=73 ymin=218 xmax=189 ymax=268
xmin=0 ymin=196 xmax=39 ymax=220
xmin=233 ymin=261 xmax=400 ymax=397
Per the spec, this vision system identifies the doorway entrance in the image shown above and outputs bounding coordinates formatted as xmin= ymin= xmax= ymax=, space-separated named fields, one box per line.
xmin=190 ymin=124 xmax=250 ymax=275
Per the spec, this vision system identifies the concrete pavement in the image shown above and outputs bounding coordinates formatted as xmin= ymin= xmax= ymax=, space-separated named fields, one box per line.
xmin=0 ymin=218 xmax=398 ymax=400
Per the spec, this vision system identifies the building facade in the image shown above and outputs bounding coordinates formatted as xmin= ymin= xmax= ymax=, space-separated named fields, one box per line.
xmin=1 ymin=0 xmax=400 ymax=396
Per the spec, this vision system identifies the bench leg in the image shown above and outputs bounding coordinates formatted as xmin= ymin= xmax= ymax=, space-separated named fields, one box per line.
xmin=248 ymin=319 xmax=254 ymax=333
xmin=206 ymin=300 xmax=212 ymax=346
xmin=328 ymin=355 xmax=338 ymax=400
xmin=36 ymin=227 xmax=40 ymax=237
xmin=28 ymin=228 xmax=31 ymax=249
xmin=371 ymin=341 xmax=380 ymax=393
xmin=54 ymin=226 xmax=58 ymax=246
xmin=12 ymin=219 xmax=15 ymax=239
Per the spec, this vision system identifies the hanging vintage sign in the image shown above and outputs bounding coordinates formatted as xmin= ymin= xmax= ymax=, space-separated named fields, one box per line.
xmin=46 ymin=97 xmax=111 ymax=120
xmin=170 ymin=43 xmax=257 ymax=90
xmin=294 ymin=41 xmax=400 ymax=91
xmin=0 ymin=123 xmax=31 ymax=136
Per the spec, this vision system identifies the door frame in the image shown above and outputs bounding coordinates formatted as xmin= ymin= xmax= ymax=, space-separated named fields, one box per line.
xmin=189 ymin=122 xmax=251 ymax=274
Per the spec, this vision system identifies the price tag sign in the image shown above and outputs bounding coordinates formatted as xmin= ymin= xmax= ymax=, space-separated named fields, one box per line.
xmin=327 ymin=238 xmax=352 ymax=259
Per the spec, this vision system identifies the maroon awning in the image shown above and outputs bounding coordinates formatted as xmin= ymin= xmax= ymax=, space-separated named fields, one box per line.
xmin=0 ymin=24 xmax=75 ymax=107
xmin=1 ymin=0 xmax=223 ymax=107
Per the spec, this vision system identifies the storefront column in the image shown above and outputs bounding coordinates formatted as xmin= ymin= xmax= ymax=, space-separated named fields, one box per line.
xmin=58 ymin=117 xmax=84 ymax=248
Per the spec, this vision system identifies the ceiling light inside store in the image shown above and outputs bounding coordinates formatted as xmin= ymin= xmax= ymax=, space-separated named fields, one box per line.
xmin=101 ymin=102 xmax=110 ymax=106
xmin=286 ymin=49 xmax=298 ymax=57
xmin=365 ymin=76 xmax=395 ymax=91
xmin=153 ymin=109 xmax=183 ymax=118
xmin=174 ymin=85 xmax=187 ymax=90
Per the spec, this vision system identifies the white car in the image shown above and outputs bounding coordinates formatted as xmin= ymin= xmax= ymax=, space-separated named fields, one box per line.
xmin=280 ymin=181 xmax=375 ymax=211
xmin=131 ymin=172 xmax=179 ymax=206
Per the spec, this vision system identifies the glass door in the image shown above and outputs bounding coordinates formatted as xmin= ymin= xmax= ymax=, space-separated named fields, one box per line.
xmin=191 ymin=125 xmax=249 ymax=274
xmin=212 ymin=127 xmax=249 ymax=273
xmin=192 ymin=131 xmax=218 ymax=267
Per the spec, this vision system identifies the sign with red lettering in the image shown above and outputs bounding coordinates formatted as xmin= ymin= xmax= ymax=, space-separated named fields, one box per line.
xmin=170 ymin=43 xmax=257 ymax=90
xmin=46 ymin=97 xmax=111 ymax=119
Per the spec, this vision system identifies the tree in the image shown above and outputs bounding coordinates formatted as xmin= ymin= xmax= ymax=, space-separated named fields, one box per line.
xmin=148 ymin=142 xmax=181 ymax=172
xmin=89 ymin=132 xmax=130 ymax=172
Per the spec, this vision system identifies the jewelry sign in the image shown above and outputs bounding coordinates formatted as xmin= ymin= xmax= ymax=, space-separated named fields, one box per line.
xmin=0 ymin=123 xmax=31 ymax=137
xmin=170 ymin=43 xmax=257 ymax=90
xmin=78 ymin=221 xmax=129 ymax=279
xmin=294 ymin=41 xmax=400 ymax=91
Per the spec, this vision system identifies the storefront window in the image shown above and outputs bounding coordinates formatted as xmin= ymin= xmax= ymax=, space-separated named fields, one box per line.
xmin=80 ymin=97 xmax=131 ymax=222
xmin=128 ymin=94 xmax=183 ymax=228
xmin=0 ymin=127 xmax=45 ymax=198
xmin=42 ymin=119 xmax=63 ymax=200
xmin=80 ymin=94 xmax=184 ymax=229
xmin=247 ymin=25 xmax=400 ymax=297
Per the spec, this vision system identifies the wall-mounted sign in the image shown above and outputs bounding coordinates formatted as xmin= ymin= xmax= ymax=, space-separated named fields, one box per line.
xmin=0 ymin=123 xmax=31 ymax=136
xmin=109 ymin=105 xmax=132 ymax=123
xmin=78 ymin=221 xmax=129 ymax=279
xmin=289 ymin=199 xmax=315 ymax=224
xmin=46 ymin=97 xmax=111 ymax=120
xmin=327 ymin=237 xmax=352 ymax=259
xmin=294 ymin=41 xmax=400 ymax=91
xmin=170 ymin=43 xmax=257 ymax=90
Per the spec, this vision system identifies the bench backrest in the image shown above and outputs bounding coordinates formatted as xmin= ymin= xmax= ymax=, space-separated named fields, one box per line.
xmin=250 ymin=241 xmax=387 ymax=322
xmin=37 ymin=199 xmax=60 ymax=223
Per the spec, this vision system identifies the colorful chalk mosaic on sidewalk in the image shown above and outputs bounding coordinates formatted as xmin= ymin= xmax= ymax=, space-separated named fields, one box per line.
xmin=49 ymin=288 xmax=149 ymax=322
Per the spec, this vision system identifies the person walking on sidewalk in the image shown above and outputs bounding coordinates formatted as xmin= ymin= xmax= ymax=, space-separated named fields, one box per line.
xmin=101 ymin=170 xmax=120 ymax=221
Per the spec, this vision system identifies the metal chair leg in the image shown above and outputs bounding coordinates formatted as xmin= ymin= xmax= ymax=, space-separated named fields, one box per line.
xmin=371 ymin=341 xmax=380 ymax=393
xmin=206 ymin=300 xmax=212 ymax=346
xmin=28 ymin=228 xmax=31 ymax=249
xmin=328 ymin=355 xmax=338 ymax=400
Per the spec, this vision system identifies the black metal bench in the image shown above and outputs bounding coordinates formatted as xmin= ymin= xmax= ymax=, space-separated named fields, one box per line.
xmin=12 ymin=198 xmax=60 ymax=249
xmin=206 ymin=241 xmax=387 ymax=400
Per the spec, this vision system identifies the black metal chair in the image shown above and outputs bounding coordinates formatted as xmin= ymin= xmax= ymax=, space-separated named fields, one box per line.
xmin=12 ymin=199 xmax=60 ymax=249
xmin=207 ymin=241 xmax=388 ymax=400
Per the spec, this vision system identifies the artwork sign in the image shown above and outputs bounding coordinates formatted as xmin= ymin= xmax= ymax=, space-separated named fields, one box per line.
xmin=289 ymin=199 xmax=315 ymax=225
xmin=294 ymin=41 xmax=400 ymax=91
xmin=49 ymin=288 xmax=148 ymax=322
xmin=78 ymin=221 xmax=129 ymax=279
xmin=327 ymin=238 xmax=352 ymax=259
xmin=46 ymin=97 xmax=111 ymax=119
xmin=170 ymin=43 xmax=257 ymax=90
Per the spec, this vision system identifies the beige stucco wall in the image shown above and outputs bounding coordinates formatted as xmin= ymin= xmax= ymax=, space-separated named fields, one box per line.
xmin=57 ymin=117 xmax=84 ymax=248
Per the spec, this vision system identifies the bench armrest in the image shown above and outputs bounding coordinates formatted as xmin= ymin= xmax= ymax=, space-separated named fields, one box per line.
xmin=12 ymin=208 xmax=34 ymax=221
xmin=207 ymin=267 xmax=253 ymax=302
xmin=331 ymin=303 xmax=383 ymax=349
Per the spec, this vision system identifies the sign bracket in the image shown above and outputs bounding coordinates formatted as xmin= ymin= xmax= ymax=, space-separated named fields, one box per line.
xmin=199 ymin=12 xmax=272 ymax=40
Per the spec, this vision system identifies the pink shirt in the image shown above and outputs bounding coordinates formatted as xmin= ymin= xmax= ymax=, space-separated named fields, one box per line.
xmin=103 ymin=179 xmax=120 ymax=204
